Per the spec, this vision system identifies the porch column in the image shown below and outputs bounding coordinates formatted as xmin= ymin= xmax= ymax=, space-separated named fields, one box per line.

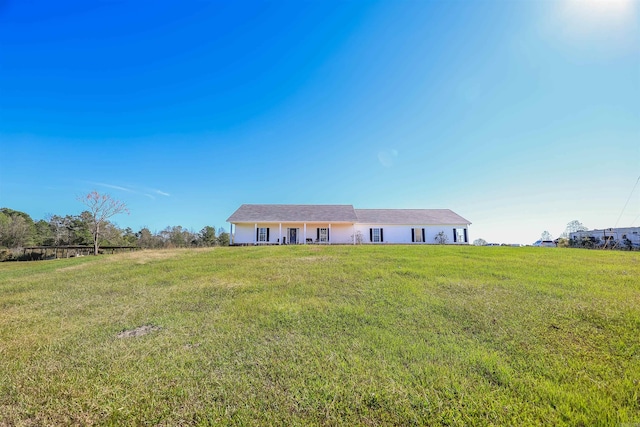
xmin=254 ymin=223 xmax=257 ymax=245
xmin=353 ymin=224 xmax=356 ymax=245
xmin=329 ymin=223 xmax=331 ymax=245
xmin=279 ymin=223 xmax=282 ymax=245
xmin=304 ymin=223 xmax=307 ymax=244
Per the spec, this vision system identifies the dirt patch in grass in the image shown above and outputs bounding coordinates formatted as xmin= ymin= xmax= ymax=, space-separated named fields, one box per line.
xmin=117 ymin=325 xmax=161 ymax=339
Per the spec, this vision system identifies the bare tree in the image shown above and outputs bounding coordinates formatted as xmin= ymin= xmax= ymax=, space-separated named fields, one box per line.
xmin=561 ymin=220 xmax=588 ymax=238
xmin=78 ymin=191 xmax=129 ymax=255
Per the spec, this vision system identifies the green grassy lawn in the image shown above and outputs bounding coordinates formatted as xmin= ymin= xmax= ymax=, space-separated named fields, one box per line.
xmin=0 ymin=246 xmax=638 ymax=426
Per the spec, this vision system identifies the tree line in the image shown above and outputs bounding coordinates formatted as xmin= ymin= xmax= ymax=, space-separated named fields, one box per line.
xmin=0 ymin=206 xmax=229 ymax=260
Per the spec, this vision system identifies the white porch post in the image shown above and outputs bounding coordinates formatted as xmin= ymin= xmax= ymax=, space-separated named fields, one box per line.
xmin=254 ymin=223 xmax=257 ymax=245
xmin=353 ymin=224 xmax=356 ymax=245
xmin=279 ymin=223 xmax=282 ymax=245
xmin=230 ymin=223 xmax=234 ymax=245
xmin=329 ymin=223 xmax=331 ymax=245
xmin=304 ymin=223 xmax=307 ymax=244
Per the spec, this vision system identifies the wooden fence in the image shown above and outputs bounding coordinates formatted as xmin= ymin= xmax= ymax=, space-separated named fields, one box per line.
xmin=22 ymin=246 xmax=139 ymax=260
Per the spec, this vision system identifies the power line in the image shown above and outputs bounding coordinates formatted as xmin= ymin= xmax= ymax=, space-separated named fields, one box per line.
xmin=614 ymin=175 xmax=640 ymax=228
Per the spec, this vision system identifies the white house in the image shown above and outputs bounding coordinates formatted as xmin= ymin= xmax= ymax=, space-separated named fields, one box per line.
xmin=227 ymin=204 xmax=471 ymax=245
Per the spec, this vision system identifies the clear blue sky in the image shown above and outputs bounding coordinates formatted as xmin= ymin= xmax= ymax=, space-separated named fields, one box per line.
xmin=1 ymin=0 xmax=638 ymax=244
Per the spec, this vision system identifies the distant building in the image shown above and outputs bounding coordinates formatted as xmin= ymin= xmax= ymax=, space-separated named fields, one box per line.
xmin=533 ymin=240 xmax=556 ymax=247
xmin=569 ymin=227 xmax=640 ymax=249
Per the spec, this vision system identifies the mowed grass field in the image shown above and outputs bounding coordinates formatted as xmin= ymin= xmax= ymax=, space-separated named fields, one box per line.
xmin=0 ymin=246 xmax=638 ymax=426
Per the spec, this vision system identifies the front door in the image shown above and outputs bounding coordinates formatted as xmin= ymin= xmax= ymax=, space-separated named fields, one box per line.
xmin=288 ymin=228 xmax=298 ymax=244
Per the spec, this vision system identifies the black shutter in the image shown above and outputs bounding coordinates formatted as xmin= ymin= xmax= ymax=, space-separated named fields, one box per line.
xmin=317 ymin=228 xmax=320 ymax=241
xmin=453 ymin=228 xmax=457 ymax=243
xmin=411 ymin=228 xmax=415 ymax=242
xmin=327 ymin=228 xmax=330 ymax=241
xmin=380 ymin=228 xmax=384 ymax=242
xmin=464 ymin=228 xmax=468 ymax=243
xmin=422 ymin=228 xmax=426 ymax=243
xmin=369 ymin=228 xmax=373 ymax=242
xmin=256 ymin=228 xmax=259 ymax=241
xmin=266 ymin=228 xmax=270 ymax=242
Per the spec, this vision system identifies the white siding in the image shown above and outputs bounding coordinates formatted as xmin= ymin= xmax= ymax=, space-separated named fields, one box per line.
xmin=231 ymin=223 xmax=355 ymax=244
xmin=324 ymin=224 xmax=355 ymax=244
xmin=233 ymin=224 xmax=257 ymax=244
xmin=233 ymin=223 xmax=277 ymax=244
xmin=355 ymin=224 xmax=469 ymax=244
xmin=232 ymin=223 xmax=469 ymax=244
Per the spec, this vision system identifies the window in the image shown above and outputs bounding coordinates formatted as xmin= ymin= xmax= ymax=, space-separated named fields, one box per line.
xmin=370 ymin=228 xmax=383 ymax=243
xmin=318 ymin=228 xmax=328 ymax=243
xmin=412 ymin=228 xmax=425 ymax=243
xmin=257 ymin=227 xmax=269 ymax=243
xmin=453 ymin=228 xmax=467 ymax=243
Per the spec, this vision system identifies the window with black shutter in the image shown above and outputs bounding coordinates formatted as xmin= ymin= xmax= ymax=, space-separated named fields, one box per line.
xmin=318 ymin=228 xmax=329 ymax=242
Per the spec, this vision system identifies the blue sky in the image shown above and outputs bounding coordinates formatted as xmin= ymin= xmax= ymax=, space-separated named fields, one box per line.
xmin=1 ymin=0 xmax=638 ymax=244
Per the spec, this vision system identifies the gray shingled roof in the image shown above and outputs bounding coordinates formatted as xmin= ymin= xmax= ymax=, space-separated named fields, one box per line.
xmin=227 ymin=204 xmax=358 ymax=223
xmin=355 ymin=209 xmax=471 ymax=225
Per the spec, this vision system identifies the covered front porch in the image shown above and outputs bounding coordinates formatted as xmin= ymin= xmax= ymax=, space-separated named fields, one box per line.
xmin=230 ymin=222 xmax=357 ymax=245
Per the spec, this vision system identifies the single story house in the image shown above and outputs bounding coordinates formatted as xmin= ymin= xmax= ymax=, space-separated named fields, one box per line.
xmin=227 ymin=204 xmax=471 ymax=245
